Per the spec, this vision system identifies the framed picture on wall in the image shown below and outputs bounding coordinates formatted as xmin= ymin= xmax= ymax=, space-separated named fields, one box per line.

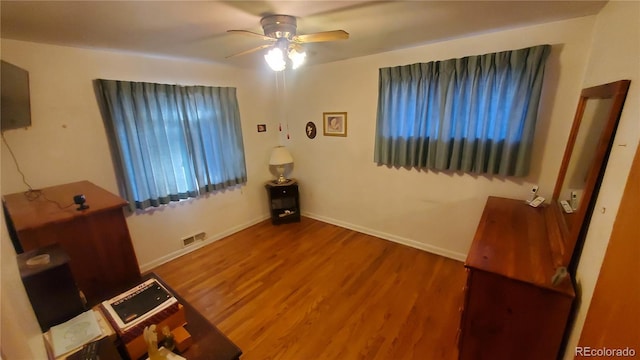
xmin=323 ymin=112 xmax=347 ymax=137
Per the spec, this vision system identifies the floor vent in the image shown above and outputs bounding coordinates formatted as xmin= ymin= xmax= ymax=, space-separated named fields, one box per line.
xmin=181 ymin=232 xmax=205 ymax=248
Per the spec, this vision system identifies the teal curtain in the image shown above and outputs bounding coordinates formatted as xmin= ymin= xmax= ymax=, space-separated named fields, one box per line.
xmin=374 ymin=44 xmax=551 ymax=176
xmin=97 ymin=80 xmax=247 ymax=210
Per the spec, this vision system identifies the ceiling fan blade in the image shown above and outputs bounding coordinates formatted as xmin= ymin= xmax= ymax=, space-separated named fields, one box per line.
xmin=289 ymin=43 xmax=304 ymax=53
xmin=227 ymin=30 xmax=276 ymax=42
xmin=293 ymin=30 xmax=349 ymax=43
xmin=226 ymin=44 xmax=272 ymax=59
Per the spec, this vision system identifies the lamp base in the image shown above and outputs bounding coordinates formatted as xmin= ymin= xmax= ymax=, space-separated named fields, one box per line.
xmin=275 ymin=175 xmax=290 ymax=184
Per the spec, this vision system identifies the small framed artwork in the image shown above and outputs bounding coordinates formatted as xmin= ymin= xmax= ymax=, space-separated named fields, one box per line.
xmin=257 ymin=124 xmax=267 ymax=133
xmin=305 ymin=121 xmax=317 ymax=139
xmin=323 ymin=112 xmax=347 ymax=137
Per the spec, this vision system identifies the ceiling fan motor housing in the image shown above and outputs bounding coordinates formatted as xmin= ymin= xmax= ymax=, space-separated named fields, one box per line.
xmin=261 ymin=15 xmax=297 ymax=39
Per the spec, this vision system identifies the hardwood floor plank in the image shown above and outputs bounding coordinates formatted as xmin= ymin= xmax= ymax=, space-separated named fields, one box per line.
xmin=152 ymin=217 xmax=466 ymax=359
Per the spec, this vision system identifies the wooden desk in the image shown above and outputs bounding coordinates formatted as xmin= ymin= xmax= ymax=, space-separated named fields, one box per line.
xmin=99 ymin=273 xmax=242 ymax=360
xmin=153 ymin=274 xmax=242 ymax=360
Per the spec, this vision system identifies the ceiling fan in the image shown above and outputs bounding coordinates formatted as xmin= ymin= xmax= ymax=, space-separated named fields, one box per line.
xmin=226 ymin=14 xmax=349 ymax=71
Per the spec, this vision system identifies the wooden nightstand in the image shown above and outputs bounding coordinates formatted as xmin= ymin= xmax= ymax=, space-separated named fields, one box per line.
xmin=265 ymin=180 xmax=300 ymax=225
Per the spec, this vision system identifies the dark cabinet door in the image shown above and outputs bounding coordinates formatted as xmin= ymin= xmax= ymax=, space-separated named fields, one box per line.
xmin=265 ymin=181 xmax=300 ymax=224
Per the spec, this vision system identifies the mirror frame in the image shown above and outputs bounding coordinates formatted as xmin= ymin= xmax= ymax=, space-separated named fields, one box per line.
xmin=552 ymin=79 xmax=630 ymax=266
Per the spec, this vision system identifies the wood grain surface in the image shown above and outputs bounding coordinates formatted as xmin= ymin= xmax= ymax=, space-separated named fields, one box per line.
xmin=577 ymin=143 xmax=640 ymax=353
xmin=3 ymin=181 xmax=140 ymax=304
xmin=465 ymin=196 xmax=574 ymax=296
xmin=2 ymin=180 xmax=127 ymax=232
xmin=152 ymin=217 xmax=466 ymax=360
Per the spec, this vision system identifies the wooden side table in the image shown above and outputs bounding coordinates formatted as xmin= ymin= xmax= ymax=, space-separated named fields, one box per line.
xmin=265 ymin=180 xmax=300 ymax=225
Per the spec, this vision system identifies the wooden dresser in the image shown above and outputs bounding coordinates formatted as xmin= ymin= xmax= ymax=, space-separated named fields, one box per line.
xmin=3 ymin=181 xmax=140 ymax=304
xmin=458 ymin=196 xmax=574 ymax=360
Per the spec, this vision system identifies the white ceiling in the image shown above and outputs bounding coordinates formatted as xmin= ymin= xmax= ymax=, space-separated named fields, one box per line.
xmin=1 ymin=1 xmax=606 ymax=68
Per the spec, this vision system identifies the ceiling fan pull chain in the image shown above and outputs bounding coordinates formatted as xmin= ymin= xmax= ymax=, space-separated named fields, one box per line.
xmin=274 ymin=71 xmax=283 ymax=134
xmin=283 ymin=72 xmax=290 ymax=139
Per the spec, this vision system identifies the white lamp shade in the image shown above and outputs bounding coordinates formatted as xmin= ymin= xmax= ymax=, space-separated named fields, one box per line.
xmin=269 ymin=146 xmax=293 ymax=166
xmin=264 ymin=48 xmax=286 ymax=72
xmin=288 ymin=48 xmax=307 ymax=69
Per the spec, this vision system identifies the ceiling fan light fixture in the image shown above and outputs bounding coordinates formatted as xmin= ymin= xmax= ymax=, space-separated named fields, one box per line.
xmin=265 ymin=47 xmax=286 ymax=71
xmin=229 ymin=13 xmax=347 ymax=71
xmin=288 ymin=48 xmax=306 ymax=70
xmin=261 ymin=15 xmax=297 ymax=40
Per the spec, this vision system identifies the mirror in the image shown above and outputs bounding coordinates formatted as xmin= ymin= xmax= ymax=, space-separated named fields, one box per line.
xmin=558 ymin=97 xmax=614 ymax=231
xmin=552 ymin=80 xmax=630 ymax=266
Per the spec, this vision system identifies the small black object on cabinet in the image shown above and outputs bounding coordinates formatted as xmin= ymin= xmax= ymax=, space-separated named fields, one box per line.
xmin=265 ymin=180 xmax=300 ymax=224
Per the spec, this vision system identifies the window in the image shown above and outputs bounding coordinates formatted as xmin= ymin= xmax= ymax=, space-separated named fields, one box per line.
xmin=374 ymin=45 xmax=550 ymax=176
xmin=97 ymin=80 xmax=247 ymax=210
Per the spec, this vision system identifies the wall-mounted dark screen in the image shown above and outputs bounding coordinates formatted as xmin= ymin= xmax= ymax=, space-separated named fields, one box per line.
xmin=1 ymin=60 xmax=32 ymax=131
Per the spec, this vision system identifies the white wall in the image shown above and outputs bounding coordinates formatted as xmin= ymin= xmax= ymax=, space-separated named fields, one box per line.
xmin=0 ymin=40 xmax=279 ymax=270
xmin=286 ymin=17 xmax=596 ymax=259
xmin=562 ymin=1 xmax=640 ymax=357
xmin=0 ymin=40 xmax=278 ymax=357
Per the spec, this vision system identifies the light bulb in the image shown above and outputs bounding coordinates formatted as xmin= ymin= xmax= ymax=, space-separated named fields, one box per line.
xmin=288 ymin=49 xmax=307 ymax=70
xmin=264 ymin=47 xmax=286 ymax=71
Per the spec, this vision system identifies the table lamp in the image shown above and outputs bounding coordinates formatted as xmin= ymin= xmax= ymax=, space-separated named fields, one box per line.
xmin=269 ymin=146 xmax=293 ymax=184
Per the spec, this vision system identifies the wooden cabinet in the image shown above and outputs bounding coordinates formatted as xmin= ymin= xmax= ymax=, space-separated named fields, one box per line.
xmin=17 ymin=244 xmax=85 ymax=331
xmin=265 ymin=180 xmax=300 ymax=225
xmin=458 ymin=196 xmax=574 ymax=360
xmin=3 ymin=181 xmax=140 ymax=304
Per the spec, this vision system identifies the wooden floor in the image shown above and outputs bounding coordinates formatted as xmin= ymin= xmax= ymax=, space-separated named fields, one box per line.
xmin=152 ymin=217 xmax=467 ymax=360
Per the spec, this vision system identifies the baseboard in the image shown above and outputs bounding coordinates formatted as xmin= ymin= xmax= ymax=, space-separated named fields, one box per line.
xmin=139 ymin=214 xmax=271 ymax=272
xmin=140 ymin=211 xmax=466 ymax=272
xmin=302 ymin=211 xmax=467 ymax=262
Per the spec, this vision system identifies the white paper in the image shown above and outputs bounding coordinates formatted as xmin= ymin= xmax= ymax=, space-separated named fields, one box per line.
xmin=49 ymin=310 xmax=102 ymax=357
